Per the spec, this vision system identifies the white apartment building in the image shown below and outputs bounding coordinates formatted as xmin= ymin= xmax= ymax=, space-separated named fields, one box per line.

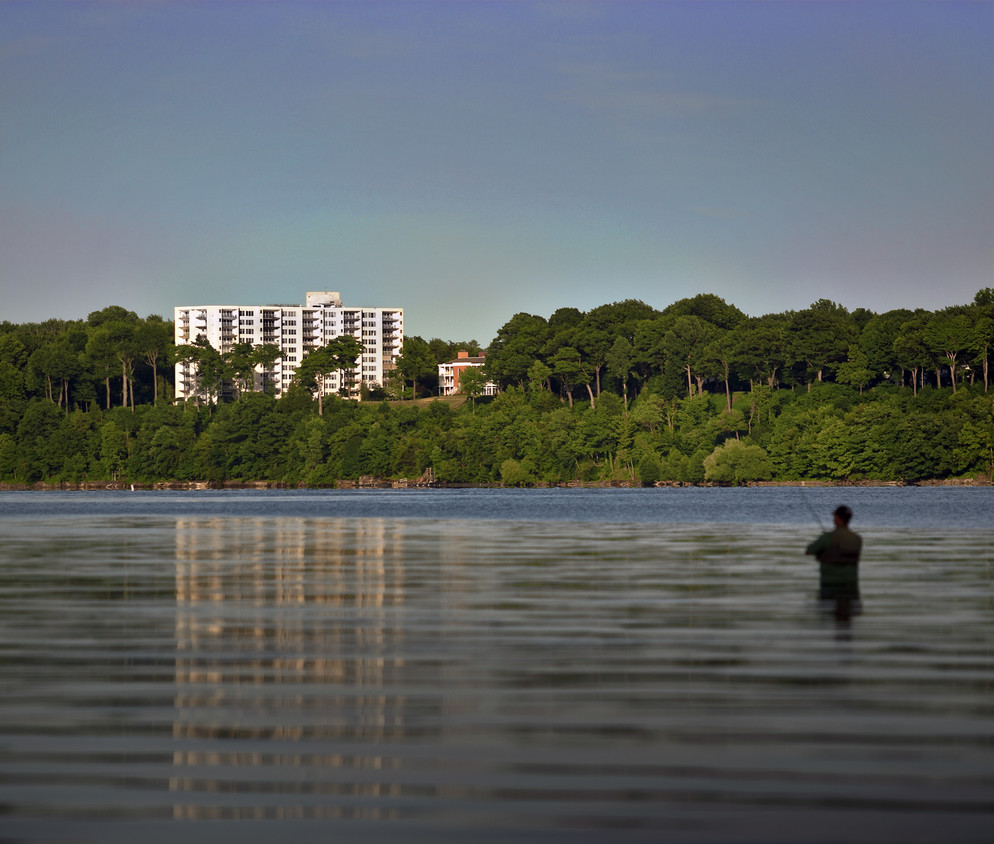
xmin=174 ymin=292 xmax=403 ymax=401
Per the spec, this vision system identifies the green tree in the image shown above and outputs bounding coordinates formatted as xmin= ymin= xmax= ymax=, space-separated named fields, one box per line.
xmin=703 ymin=440 xmax=774 ymax=485
xmin=87 ymin=307 xmax=141 ymax=408
xmin=500 ymin=457 xmax=534 ymax=486
xmin=788 ymin=300 xmax=855 ymax=385
xmin=527 ymin=359 xmax=552 ymax=392
xmin=427 ymin=337 xmax=452 ymax=364
xmin=106 ymin=320 xmax=141 ymax=409
xmin=394 ymin=336 xmax=437 ymax=399
xmin=253 ymin=344 xmax=284 ymax=395
xmin=458 ymin=365 xmax=488 ymax=409
xmin=578 ymin=393 xmax=625 ymax=467
xmin=860 ymin=309 xmax=914 ymax=381
xmin=0 ymin=360 xmax=27 ymax=434
xmin=329 ymin=335 xmax=364 ymax=397
xmin=631 ymin=314 xmax=677 ymax=393
xmin=224 ymin=342 xmax=259 ymax=398
xmin=953 ymin=396 xmax=994 ymax=479
xmin=893 ymin=314 xmax=931 ymax=395
xmin=356 ymin=424 xmax=393 ymax=477
xmin=973 ymin=289 xmax=994 ymax=392
xmin=605 ymin=336 xmax=635 ymax=407
xmin=428 ymin=337 xmax=483 ymax=364
xmin=891 ymin=411 xmax=961 ymax=481
xmin=29 ymin=337 xmax=82 ymax=409
xmin=811 ymin=418 xmax=857 ymax=479
xmin=549 ymin=346 xmax=588 ymax=408
xmin=296 ymin=335 xmax=363 ymax=407
xmin=16 ymin=400 xmax=68 ymax=480
xmin=174 ymin=336 xmax=225 ymax=405
xmin=925 ymin=310 xmax=973 ymax=394
xmin=835 ymin=345 xmax=874 ymax=395
xmin=486 ymin=313 xmax=549 ymax=388
xmin=637 ymin=453 xmax=661 ymax=485
xmin=733 ymin=314 xmax=789 ymax=389
xmin=698 ymin=329 xmax=736 ymax=412
xmin=85 ymin=326 xmax=119 ymax=410
xmin=577 ymin=301 xmax=654 ymax=396
xmin=98 ymin=420 xmax=129 ymax=481
xmin=134 ymin=316 xmax=173 ymax=403
xmin=0 ymin=333 xmax=28 ymax=370
xmin=87 ymin=306 xmax=140 ymax=328
xmin=664 ymin=294 xmax=745 ymax=330
xmin=970 ymin=314 xmax=993 ymax=393
xmin=573 ymin=320 xmax=612 ymax=397
xmin=0 ymin=432 xmax=18 ymax=480
xmin=295 ymin=339 xmax=355 ymax=415
xmin=663 ymin=315 xmax=717 ymax=399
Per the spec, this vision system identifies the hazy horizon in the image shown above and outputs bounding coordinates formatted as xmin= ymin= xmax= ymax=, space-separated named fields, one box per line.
xmin=2 ymin=1 xmax=991 ymax=344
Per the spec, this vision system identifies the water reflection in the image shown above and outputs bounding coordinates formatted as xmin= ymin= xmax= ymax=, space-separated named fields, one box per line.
xmin=819 ymin=593 xmax=862 ymax=638
xmin=0 ymin=503 xmax=992 ymax=842
xmin=172 ymin=517 xmax=412 ymax=821
xmin=817 ymin=572 xmax=862 ymax=636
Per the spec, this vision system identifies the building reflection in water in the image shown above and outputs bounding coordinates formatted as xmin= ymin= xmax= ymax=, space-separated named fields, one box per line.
xmin=170 ymin=517 xmax=416 ymax=820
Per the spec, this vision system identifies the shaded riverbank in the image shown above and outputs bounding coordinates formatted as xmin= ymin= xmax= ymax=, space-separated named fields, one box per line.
xmin=2 ymin=476 xmax=989 ymax=492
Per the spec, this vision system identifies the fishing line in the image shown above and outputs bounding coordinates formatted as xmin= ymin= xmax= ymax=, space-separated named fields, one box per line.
xmin=799 ymin=484 xmax=825 ymax=531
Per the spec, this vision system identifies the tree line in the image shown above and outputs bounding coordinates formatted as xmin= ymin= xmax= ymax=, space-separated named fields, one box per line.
xmin=1 ymin=293 xmax=992 ymax=486
xmin=475 ymin=292 xmax=993 ymax=405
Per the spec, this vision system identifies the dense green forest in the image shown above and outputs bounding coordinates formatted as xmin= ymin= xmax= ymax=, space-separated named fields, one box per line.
xmin=1 ymin=293 xmax=992 ymax=486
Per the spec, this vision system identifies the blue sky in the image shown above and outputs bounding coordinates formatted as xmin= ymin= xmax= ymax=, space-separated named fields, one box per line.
xmin=2 ymin=1 xmax=991 ymax=344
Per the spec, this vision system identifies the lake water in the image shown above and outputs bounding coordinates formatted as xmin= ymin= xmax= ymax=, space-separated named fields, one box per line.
xmin=1 ymin=487 xmax=992 ymax=843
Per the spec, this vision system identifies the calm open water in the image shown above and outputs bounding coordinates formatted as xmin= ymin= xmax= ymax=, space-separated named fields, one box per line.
xmin=0 ymin=487 xmax=991 ymax=843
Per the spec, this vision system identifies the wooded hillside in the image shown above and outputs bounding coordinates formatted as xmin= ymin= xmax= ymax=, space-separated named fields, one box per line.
xmin=1 ymin=292 xmax=991 ymax=485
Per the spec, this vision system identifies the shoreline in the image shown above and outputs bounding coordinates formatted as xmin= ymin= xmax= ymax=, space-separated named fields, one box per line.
xmin=0 ymin=476 xmax=988 ymax=492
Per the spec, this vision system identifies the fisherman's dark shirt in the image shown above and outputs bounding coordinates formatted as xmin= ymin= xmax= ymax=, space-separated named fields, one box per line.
xmin=806 ymin=526 xmax=862 ymax=598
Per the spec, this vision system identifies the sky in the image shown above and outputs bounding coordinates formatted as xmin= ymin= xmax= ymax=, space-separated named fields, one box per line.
xmin=1 ymin=1 xmax=992 ymax=345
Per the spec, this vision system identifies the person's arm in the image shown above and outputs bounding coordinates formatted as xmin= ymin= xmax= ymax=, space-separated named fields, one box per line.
xmin=805 ymin=532 xmax=831 ymax=557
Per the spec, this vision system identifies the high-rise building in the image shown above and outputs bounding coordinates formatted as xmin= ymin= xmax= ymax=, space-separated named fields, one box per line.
xmin=174 ymin=292 xmax=403 ymax=401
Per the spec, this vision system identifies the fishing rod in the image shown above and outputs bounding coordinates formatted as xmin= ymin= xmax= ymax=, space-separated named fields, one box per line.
xmin=799 ymin=484 xmax=825 ymax=531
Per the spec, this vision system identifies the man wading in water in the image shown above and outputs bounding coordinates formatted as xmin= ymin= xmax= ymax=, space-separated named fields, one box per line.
xmin=806 ymin=505 xmax=862 ymax=621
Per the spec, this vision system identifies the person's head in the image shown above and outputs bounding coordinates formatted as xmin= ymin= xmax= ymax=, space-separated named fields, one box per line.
xmin=833 ymin=505 xmax=853 ymax=526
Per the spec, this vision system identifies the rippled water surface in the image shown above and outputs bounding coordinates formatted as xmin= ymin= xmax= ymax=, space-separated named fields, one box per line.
xmin=1 ymin=488 xmax=992 ymax=843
